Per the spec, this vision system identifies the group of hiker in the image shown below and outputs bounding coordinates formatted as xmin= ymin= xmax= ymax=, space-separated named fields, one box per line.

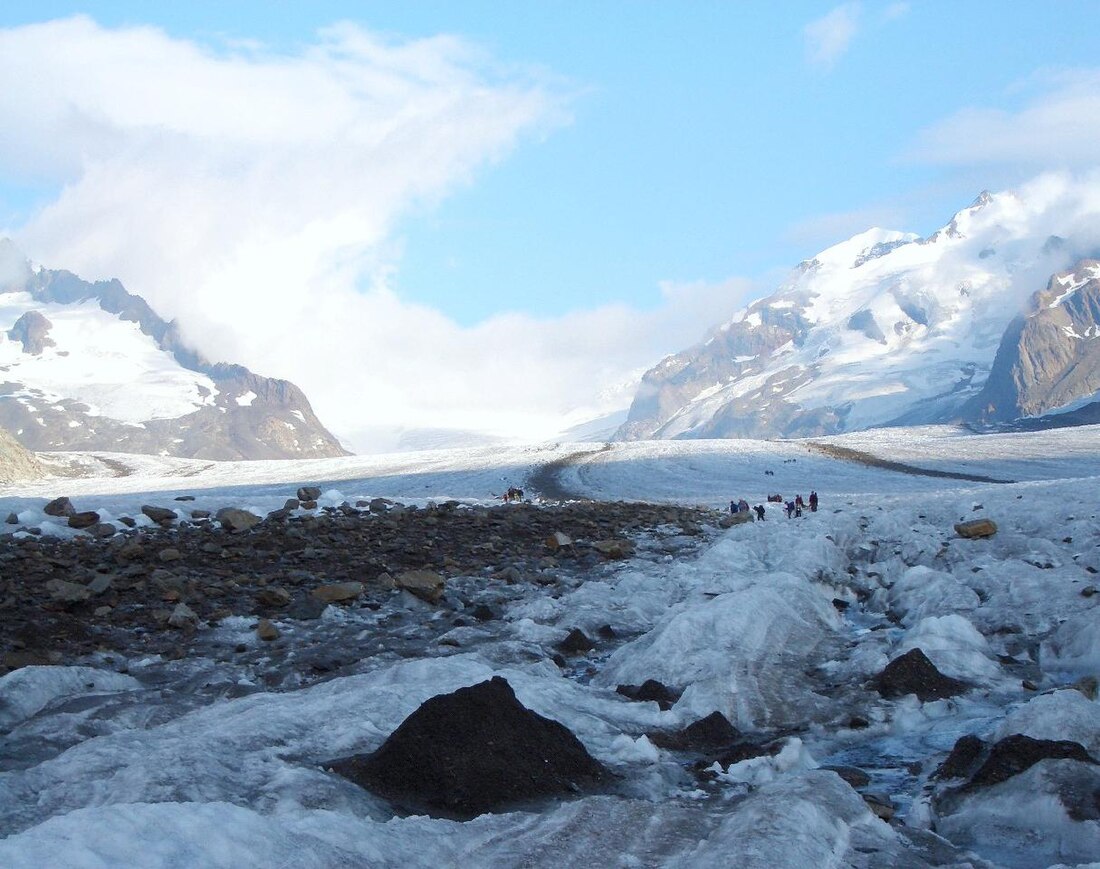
xmin=730 ymin=490 xmax=818 ymax=521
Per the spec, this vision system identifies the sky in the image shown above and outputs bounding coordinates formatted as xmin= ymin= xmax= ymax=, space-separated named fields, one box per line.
xmin=1 ymin=1 xmax=1099 ymax=451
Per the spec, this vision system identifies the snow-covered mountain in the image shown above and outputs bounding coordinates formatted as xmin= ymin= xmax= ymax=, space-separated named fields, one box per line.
xmin=0 ymin=240 xmax=348 ymax=460
xmin=617 ymin=186 xmax=1100 ymax=441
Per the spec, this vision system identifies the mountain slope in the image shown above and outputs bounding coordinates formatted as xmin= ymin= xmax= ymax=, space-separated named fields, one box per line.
xmin=964 ymin=259 xmax=1100 ymax=422
xmin=617 ymin=188 xmax=1099 ymax=441
xmin=0 ymin=241 xmax=348 ymax=460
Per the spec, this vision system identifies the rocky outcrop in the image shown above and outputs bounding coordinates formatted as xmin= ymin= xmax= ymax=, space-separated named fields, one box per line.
xmin=331 ymin=677 xmax=606 ymax=818
xmin=0 ymin=426 xmax=42 ymax=483
xmin=7 ymin=311 xmax=55 ymax=354
xmin=963 ymin=259 xmax=1100 ymax=423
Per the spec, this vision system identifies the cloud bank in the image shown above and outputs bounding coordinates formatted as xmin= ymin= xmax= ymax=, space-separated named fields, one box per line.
xmin=0 ymin=16 xmax=751 ymax=451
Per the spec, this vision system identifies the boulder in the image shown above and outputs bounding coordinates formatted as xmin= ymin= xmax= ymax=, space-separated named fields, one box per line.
xmin=650 ymin=711 xmax=741 ymax=752
xmin=158 ymin=548 xmax=183 ymax=562
xmin=216 ymin=508 xmax=262 ymax=532
xmin=167 ymin=603 xmax=199 ymax=630
xmin=254 ymin=587 xmax=291 ymax=607
xmin=330 ymin=676 xmax=606 ymax=818
xmin=954 ymin=518 xmax=997 ymax=539
xmin=591 ymin=539 xmax=635 ymax=559
xmin=720 ymin=511 xmax=754 ymax=528
xmin=5 ymin=512 xmax=18 ymax=524
xmin=369 ymin=498 xmax=393 ymax=513
xmin=311 ymin=581 xmax=364 ymax=603
xmin=616 ymin=679 xmax=681 ymax=711
xmin=88 ymin=523 xmax=116 ymax=538
xmin=297 ymin=486 xmax=322 ymax=502
xmin=545 ymin=531 xmax=573 ymax=551
xmin=43 ymin=497 xmax=75 ymax=518
xmin=969 ymin=734 xmax=1096 ymax=787
xmin=67 ymin=511 xmax=101 ymax=529
xmin=935 ymin=734 xmax=986 ymax=780
xmin=396 ymin=570 xmax=445 ymax=603
xmin=557 ymin=628 xmax=595 ymax=654
xmin=141 ymin=505 xmax=177 ymax=524
xmin=46 ymin=579 xmax=91 ymax=603
xmin=256 ymin=618 xmax=280 ymax=641
xmin=871 ymin=648 xmax=969 ymax=702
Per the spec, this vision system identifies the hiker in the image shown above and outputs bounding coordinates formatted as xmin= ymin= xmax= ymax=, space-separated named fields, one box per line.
xmin=786 ymin=500 xmax=795 ymax=519
xmin=809 ymin=491 xmax=818 ymax=512
xmin=738 ymin=498 xmax=750 ymax=513
xmin=754 ymin=504 xmax=766 ymax=521
xmin=730 ymin=500 xmax=738 ymax=514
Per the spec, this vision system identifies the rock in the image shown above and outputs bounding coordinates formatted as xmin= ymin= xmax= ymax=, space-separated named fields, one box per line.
xmin=862 ymin=793 xmax=895 ymax=821
xmin=330 ymin=676 xmax=606 ymax=818
xmin=5 ymin=512 xmax=18 ymax=524
xmin=617 ymin=679 xmax=680 ymax=711
xmin=557 ymin=628 xmax=595 ymax=654
xmin=67 ymin=511 xmax=101 ymax=529
xmin=174 ymin=495 xmax=195 ymax=502
xmin=216 ymin=508 xmax=262 ymax=532
xmin=954 ymin=518 xmax=997 ymax=539
xmin=822 ymin=765 xmax=872 ymax=789
xmin=969 ymin=734 xmax=1097 ymax=787
xmin=374 ymin=572 xmax=395 ymax=590
xmin=254 ymin=587 xmax=291 ymax=607
xmin=591 ymin=539 xmax=635 ymax=559
xmin=311 ymin=582 xmax=364 ymax=603
xmin=1073 ymin=675 xmax=1098 ymax=700
xmin=650 ymin=711 xmax=740 ymax=752
xmin=141 ymin=505 xmax=177 ymax=524
xmin=288 ymin=596 xmax=329 ymax=620
xmin=43 ymin=497 xmax=75 ymax=518
xmin=87 ymin=575 xmax=114 ymax=595
xmin=369 ymin=498 xmax=392 ymax=513
xmin=158 ymin=548 xmax=183 ymax=563
xmin=297 ymin=486 xmax=322 ymax=502
xmin=470 ymin=604 xmax=496 ymax=622
xmin=46 ymin=579 xmax=91 ymax=602
xmin=167 ymin=603 xmax=199 ymax=629
xmin=256 ymin=618 xmax=280 ymax=641
xmin=871 ymin=648 xmax=969 ymax=702
xmin=190 ymin=509 xmax=211 ymax=520
xmin=300 ymin=500 xmax=318 ymax=510
xmin=395 ymin=570 xmax=445 ymax=603
xmin=118 ymin=516 xmax=136 ymax=528
xmin=596 ymin=624 xmax=617 ymax=639
xmin=545 ymin=531 xmax=573 ymax=551
xmin=1081 ymin=586 xmax=1097 ymax=598
xmin=719 ymin=511 xmax=754 ymax=528
xmin=935 ymin=735 xmax=986 ymax=780
xmin=88 ymin=523 xmax=116 ymax=538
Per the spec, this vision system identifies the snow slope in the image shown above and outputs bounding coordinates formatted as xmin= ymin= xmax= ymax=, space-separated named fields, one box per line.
xmin=619 ymin=180 xmax=1100 ymax=441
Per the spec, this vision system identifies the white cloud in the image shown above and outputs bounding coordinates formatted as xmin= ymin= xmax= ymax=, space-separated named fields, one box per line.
xmin=909 ymin=69 xmax=1100 ymax=166
xmin=803 ymin=3 xmax=861 ymax=69
xmin=0 ymin=16 xmax=754 ymax=451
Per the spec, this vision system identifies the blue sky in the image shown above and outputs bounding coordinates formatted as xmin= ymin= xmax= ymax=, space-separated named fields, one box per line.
xmin=1 ymin=2 xmax=1098 ymax=445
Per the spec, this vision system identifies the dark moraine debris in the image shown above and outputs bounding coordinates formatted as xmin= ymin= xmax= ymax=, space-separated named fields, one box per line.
xmin=934 ymin=734 xmax=986 ymax=780
xmin=650 ymin=711 xmax=740 ymax=752
xmin=871 ymin=648 xmax=969 ymax=702
xmin=330 ymin=677 xmax=606 ymax=819
xmin=968 ymin=734 xmax=1097 ymax=788
xmin=616 ymin=679 xmax=681 ymax=711
xmin=557 ymin=628 xmax=595 ymax=654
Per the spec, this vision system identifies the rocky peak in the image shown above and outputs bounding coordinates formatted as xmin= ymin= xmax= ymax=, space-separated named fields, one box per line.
xmin=7 ymin=310 xmax=55 ymax=355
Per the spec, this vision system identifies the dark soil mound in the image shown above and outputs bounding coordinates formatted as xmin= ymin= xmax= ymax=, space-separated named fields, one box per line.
xmin=331 ymin=676 xmax=606 ymax=819
xmin=871 ymin=648 xmax=969 ymax=702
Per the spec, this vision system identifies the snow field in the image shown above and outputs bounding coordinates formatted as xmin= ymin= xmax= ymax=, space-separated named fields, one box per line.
xmin=0 ymin=428 xmax=1098 ymax=866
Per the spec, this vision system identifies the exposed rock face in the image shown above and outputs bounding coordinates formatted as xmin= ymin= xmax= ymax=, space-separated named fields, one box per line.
xmin=964 ymin=260 xmax=1100 ymax=423
xmin=0 ymin=241 xmax=348 ymax=460
xmin=0 ymin=426 xmax=42 ymax=483
xmin=331 ymin=676 xmax=606 ymax=818
xmin=7 ymin=310 xmax=55 ymax=354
